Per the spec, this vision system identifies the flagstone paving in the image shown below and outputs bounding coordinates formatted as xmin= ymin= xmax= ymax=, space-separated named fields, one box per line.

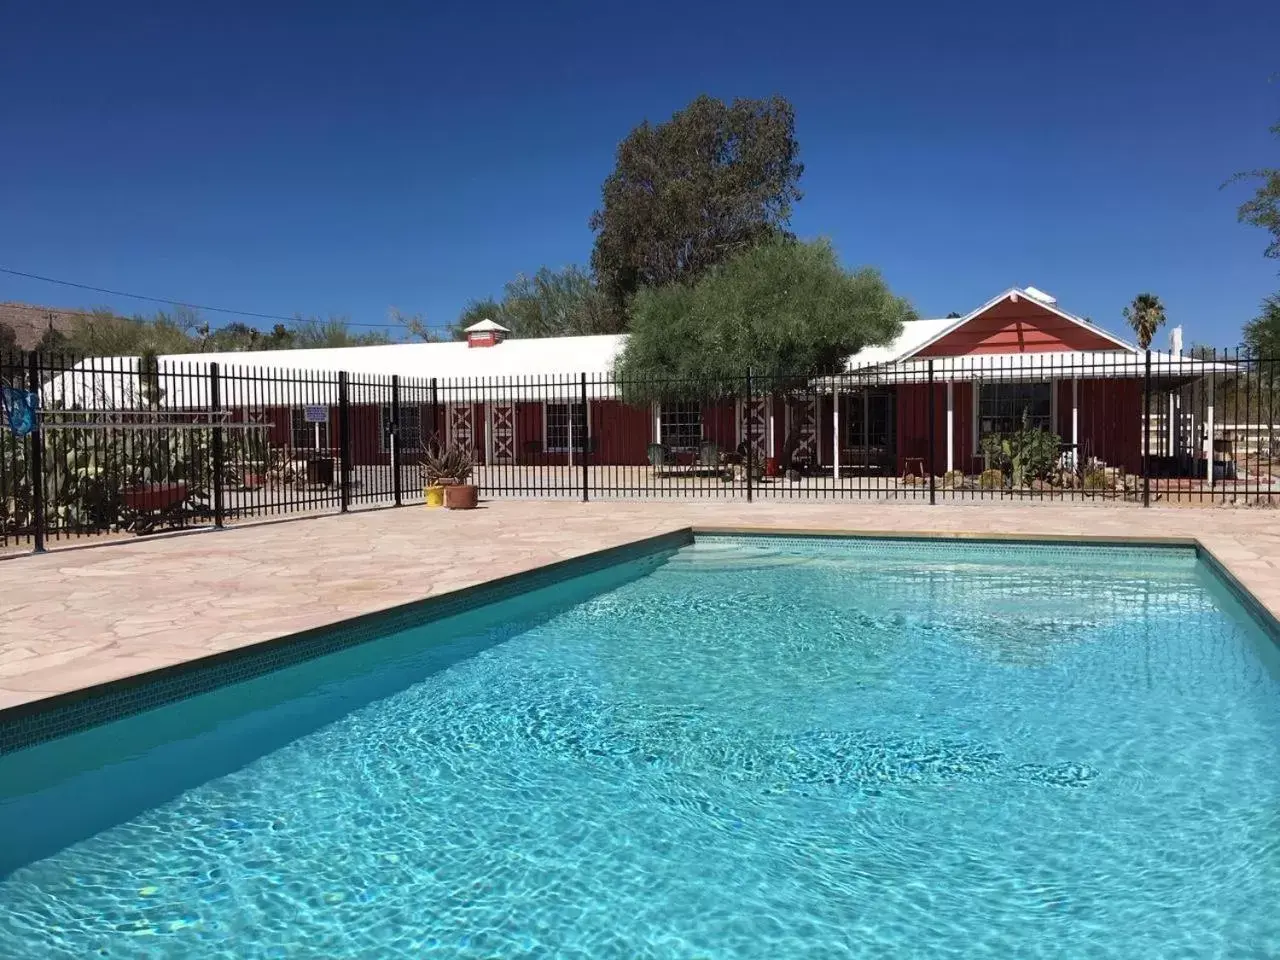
xmin=2 ymin=499 xmax=1278 ymax=711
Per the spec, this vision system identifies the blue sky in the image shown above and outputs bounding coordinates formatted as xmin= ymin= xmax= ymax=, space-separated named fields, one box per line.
xmin=1 ymin=1 xmax=1277 ymax=346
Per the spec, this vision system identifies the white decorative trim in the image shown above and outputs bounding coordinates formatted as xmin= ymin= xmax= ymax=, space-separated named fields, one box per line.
xmin=945 ymin=382 xmax=954 ymax=472
xmin=489 ymin=402 xmax=515 ymax=464
xmin=901 ymin=288 xmax=1135 ymax=360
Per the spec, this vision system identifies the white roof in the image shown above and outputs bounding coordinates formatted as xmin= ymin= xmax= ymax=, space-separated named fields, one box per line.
xmin=826 ymin=350 xmax=1236 ymax=389
xmin=842 ymin=317 xmax=962 ymax=369
xmin=463 ymin=319 xmax=510 ymax=333
xmin=40 ymin=286 xmax=1187 ymax=410
xmin=43 ymin=335 xmax=629 ymax=409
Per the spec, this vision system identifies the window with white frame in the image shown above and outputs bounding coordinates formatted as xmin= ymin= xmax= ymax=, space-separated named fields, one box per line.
xmin=977 ymin=381 xmax=1053 ymax=440
xmin=546 ymin=402 xmax=587 ymax=452
xmin=290 ymin=407 xmax=329 ymax=450
xmin=659 ymin=401 xmax=702 ymax=452
xmin=841 ymin=390 xmax=894 ymax=449
xmin=381 ymin=405 xmax=422 ymax=452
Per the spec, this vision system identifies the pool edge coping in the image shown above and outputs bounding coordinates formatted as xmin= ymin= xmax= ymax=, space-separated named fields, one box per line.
xmin=0 ymin=527 xmax=694 ymax=755
xmin=5 ymin=523 xmax=1277 ymax=755
xmin=694 ymin=525 xmax=1280 ymax=639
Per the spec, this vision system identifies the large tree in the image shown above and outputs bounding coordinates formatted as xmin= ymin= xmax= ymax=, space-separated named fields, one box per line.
xmin=590 ymin=95 xmax=803 ymax=319
xmin=287 ymin=316 xmax=392 ymax=348
xmin=1228 ymin=117 xmax=1280 ymax=266
xmin=1122 ymin=293 xmax=1167 ymax=349
xmin=452 ymin=266 xmax=619 ymax=340
xmin=1243 ymin=294 xmax=1280 ymax=359
xmin=615 ymin=238 xmax=913 ymax=401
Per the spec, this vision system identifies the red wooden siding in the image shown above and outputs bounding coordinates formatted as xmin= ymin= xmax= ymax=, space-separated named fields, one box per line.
xmin=917 ymin=298 xmax=1121 ymax=356
xmin=891 ymin=378 xmax=1141 ymax=476
xmin=894 ymin=384 xmax=946 ymax=473
xmin=702 ymin=401 xmax=737 ymax=450
xmin=345 ymin=405 xmax=384 ymax=464
xmin=1077 ymin=379 xmax=1142 ymax=473
xmin=593 ymin=400 xmax=651 ymax=465
xmin=255 ymin=382 xmax=1144 ymax=475
xmin=516 ymin=402 xmax=543 ymax=462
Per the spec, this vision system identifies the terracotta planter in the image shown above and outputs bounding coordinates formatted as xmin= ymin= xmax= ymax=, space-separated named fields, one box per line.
xmin=443 ymin=483 xmax=478 ymax=510
xmin=120 ymin=482 xmax=188 ymax=512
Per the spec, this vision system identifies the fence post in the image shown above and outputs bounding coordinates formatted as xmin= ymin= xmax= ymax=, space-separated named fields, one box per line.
xmin=1142 ymin=349 xmax=1151 ymax=508
xmin=580 ymin=372 xmax=590 ymax=502
xmin=25 ymin=352 xmax=45 ymax=553
xmin=391 ymin=374 xmax=402 ymax=507
xmin=745 ymin=369 xmax=754 ymax=503
xmin=209 ymin=362 xmax=224 ymax=529
xmin=430 ymin=377 xmax=439 ymax=447
xmin=338 ymin=371 xmax=351 ymax=513
xmin=927 ymin=358 xmax=936 ymax=505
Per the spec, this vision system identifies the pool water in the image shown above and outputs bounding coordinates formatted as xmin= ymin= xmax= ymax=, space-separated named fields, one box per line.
xmin=3 ymin=536 xmax=1280 ymax=958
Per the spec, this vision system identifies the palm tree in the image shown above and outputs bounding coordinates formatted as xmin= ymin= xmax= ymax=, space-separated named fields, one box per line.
xmin=1123 ymin=293 xmax=1167 ymax=349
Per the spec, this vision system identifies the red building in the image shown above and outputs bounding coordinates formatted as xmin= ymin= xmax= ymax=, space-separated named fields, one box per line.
xmin=52 ymin=287 xmax=1226 ymax=479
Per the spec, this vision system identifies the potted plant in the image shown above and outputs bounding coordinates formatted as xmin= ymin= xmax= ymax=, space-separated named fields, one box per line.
xmin=420 ymin=443 xmax=476 ymax=509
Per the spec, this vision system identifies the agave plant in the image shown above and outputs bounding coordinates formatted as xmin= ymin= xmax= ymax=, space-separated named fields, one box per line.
xmin=420 ymin=442 xmax=474 ymax=485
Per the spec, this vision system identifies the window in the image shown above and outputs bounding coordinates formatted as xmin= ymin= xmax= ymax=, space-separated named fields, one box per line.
xmin=291 ymin=407 xmax=329 ymax=450
xmin=546 ymin=402 xmax=587 ymax=452
xmin=381 ymin=406 xmax=422 ymax=452
xmin=978 ymin=382 xmax=1052 ymax=439
xmin=842 ymin=390 xmax=894 ymax=449
xmin=659 ymin=401 xmax=702 ymax=452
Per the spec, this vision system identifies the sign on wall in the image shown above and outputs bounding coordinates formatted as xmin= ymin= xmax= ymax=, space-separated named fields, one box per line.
xmin=303 ymin=405 xmax=329 ymax=424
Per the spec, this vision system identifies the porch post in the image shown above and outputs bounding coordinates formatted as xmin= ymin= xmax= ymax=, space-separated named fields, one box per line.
xmin=1142 ymin=350 xmax=1151 ymax=508
xmin=863 ymin=390 xmax=870 ymax=472
xmin=1206 ymin=401 xmax=1215 ymax=486
xmin=1072 ymin=378 xmax=1079 ymax=467
xmin=767 ymin=403 xmax=776 ymax=461
xmin=1167 ymin=393 xmax=1176 ymax=457
xmin=927 ymin=358 xmax=936 ymax=505
xmin=945 ymin=381 xmax=954 ymax=473
xmin=832 ymin=378 xmax=841 ymax=479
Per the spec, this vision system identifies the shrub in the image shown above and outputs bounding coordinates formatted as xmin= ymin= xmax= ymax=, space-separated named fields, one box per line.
xmin=979 ymin=411 xmax=1061 ymax=486
xmin=420 ymin=442 xmax=474 ymax=485
xmin=979 ymin=468 xmax=1004 ymax=489
xmin=1082 ymin=469 xmax=1111 ymax=491
xmin=942 ymin=469 xmax=965 ymax=488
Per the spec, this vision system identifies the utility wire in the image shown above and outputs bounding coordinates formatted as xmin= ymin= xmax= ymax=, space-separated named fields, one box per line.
xmin=0 ymin=266 xmax=453 ymax=330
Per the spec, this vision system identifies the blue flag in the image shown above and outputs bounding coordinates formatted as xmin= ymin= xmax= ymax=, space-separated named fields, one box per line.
xmin=1 ymin=386 xmax=37 ymax=438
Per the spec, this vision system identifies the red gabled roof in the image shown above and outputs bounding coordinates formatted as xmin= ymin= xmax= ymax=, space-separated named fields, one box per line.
xmin=905 ymin=289 xmax=1134 ymax=359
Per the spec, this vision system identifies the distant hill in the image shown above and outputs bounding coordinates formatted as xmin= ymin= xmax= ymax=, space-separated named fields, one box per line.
xmin=0 ymin=302 xmax=79 ymax=349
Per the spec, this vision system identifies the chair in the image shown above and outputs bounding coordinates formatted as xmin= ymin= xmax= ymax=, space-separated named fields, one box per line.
xmin=697 ymin=440 xmax=721 ymax=471
xmin=522 ymin=439 xmax=543 ymax=464
xmin=647 ymin=442 xmax=672 ymax=473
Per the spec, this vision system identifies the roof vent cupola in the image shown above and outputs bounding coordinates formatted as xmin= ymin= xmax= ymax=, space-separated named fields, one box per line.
xmin=464 ymin=319 xmax=510 ymax=348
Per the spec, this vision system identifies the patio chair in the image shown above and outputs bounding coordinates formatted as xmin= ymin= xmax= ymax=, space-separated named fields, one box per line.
xmin=697 ymin=440 xmax=721 ymax=472
xmin=647 ymin=442 xmax=673 ymax=473
xmin=522 ymin=439 xmax=543 ymax=465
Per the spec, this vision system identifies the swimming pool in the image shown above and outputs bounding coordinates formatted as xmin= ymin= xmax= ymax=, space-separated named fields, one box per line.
xmin=2 ymin=534 xmax=1279 ymax=958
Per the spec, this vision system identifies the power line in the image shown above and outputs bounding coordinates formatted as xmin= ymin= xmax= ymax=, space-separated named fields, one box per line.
xmin=0 ymin=265 xmax=453 ymax=330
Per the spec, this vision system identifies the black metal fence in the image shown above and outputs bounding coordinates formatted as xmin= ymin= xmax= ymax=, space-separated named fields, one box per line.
xmin=2 ymin=348 xmax=1277 ymax=552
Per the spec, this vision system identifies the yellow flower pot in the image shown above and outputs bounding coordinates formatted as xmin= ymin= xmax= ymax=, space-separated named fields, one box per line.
xmin=424 ymin=484 xmax=446 ymax=508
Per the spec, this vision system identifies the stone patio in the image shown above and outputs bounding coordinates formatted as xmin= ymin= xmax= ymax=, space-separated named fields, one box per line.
xmin=2 ymin=499 xmax=1279 ymax=712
